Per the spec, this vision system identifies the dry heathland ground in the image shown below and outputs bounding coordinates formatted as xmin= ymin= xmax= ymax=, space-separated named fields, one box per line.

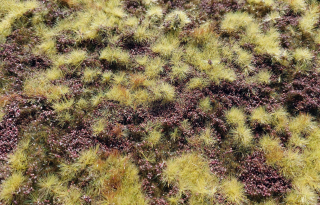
xmin=1 ymin=0 xmax=320 ymax=204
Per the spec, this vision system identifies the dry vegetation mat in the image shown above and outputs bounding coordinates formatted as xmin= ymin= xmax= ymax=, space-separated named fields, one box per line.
xmin=1 ymin=0 xmax=320 ymax=204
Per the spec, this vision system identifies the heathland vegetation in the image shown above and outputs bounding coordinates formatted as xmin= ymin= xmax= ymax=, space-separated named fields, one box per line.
xmin=1 ymin=0 xmax=320 ymax=204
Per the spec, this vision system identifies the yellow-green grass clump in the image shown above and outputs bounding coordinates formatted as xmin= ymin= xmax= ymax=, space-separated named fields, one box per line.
xmin=225 ymin=107 xmax=246 ymax=126
xmin=221 ymin=177 xmax=246 ymax=204
xmin=55 ymin=50 xmax=87 ymax=67
xmin=24 ymin=74 xmax=69 ymax=101
xmin=0 ymin=109 xmax=5 ymax=121
xmin=221 ymin=12 xmax=254 ymax=33
xmin=90 ymin=150 xmax=148 ymax=204
xmin=43 ymin=147 xmax=149 ymax=205
xmin=124 ymin=16 xmax=139 ymax=28
xmin=255 ymin=28 xmax=281 ymax=56
xmin=243 ymin=22 xmax=261 ymax=44
xmin=0 ymin=0 xmax=39 ymax=42
xmin=293 ymin=48 xmax=313 ymax=63
xmin=0 ymin=172 xmax=26 ymax=203
xmin=299 ymin=6 xmax=319 ymax=34
xmin=151 ymin=35 xmax=180 ymax=57
xmin=258 ymin=199 xmax=278 ymax=205
xmin=145 ymin=130 xmax=162 ymax=147
xmin=130 ymin=73 xmax=147 ymax=90
xmin=199 ymin=97 xmax=212 ymax=112
xmin=91 ymin=92 xmax=105 ymax=107
xmin=36 ymin=39 xmax=57 ymax=57
xmin=52 ymin=98 xmax=75 ymax=113
xmin=314 ymin=29 xmax=320 ymax=44
xmin=170 ymin=63 xmax=190 ymax=81
xmin=255 ymin=70 xmax=272 ymax=84
xmin=260 ymin=135 xmax=284 ymax=166
xmin=56 ymin=111 xmax=74 ymax=127
xmin=205 ymin=64 xmax=237 ymax=83
xmin=163 ymin=153 xmax=218 ymax=200
xmin=55 ymin=186 xmax=83 ymax=205
xmin=101 ymin=71 xmax=113 ymax=83
xmin=83 ymin=68 xmax=101 ymax=83
xmin=250 ymin=106 xmax=272 ymax=125
xmin=282 ymin=0 xmax=307 ymax=13
xmin=261 ymin=137 xmax=305 ymax=178
xmin=133 ymin=25 xmax=158 ymax=43
xmin=234 ymin=46 xmax=253 ymax=69
xmin=37 ymin=174 xmax=60 ymax=200
xmin=164 ymin=10 xmax=190 ymax=30
xmin=100 ymin=46 xmax=131 ymax=67
xmin=76 ymin=98 xmax=90 ymax=110
xmin=187 ymin=77 xmax=210 ymax=90
xmin=76 ymin=146 xmax=100 ymax=168
xmin=292 ymin=163 xmax=320 ymax=190
xmin=198 ymin=126 xmax=216 ymax=146
xmin=7 ymin=0 xmax=320 ymax=204
xmin=170 ymin=128 xmax=180 ymax=142
xmin=279 ymin=149 xmax=304 ymax=178
xmin=293 ymin=48 xmax=313 ymax=70
xmin=247 ymin=0 xmax=274 ymax=7
xmin=46 ymin=68 xmax=63 ymax=81
xmin=307 ymin=128 xmax=320 ymax=152
xmin=7 ymin=149 xmax=28 ymax=172
xmin=144 ymin=57 xmax=164 ymax=78
xmin=146 ymin=6 xmax=163 ymax=21
xmin=288 ymin=132 xmax=309 ymax=148
xmin=92 ymin=119 xmax=106 ymax=135
xmin=289 ymin=113 xmax=315 ymax=135
xmin=106 ymin=85 xmax=132 ymax=106
xmin=112 ymin=72 xmax=128 ymax=86
xmin=271 ymin=107 xmax=289 ymax=132
xmin=191 ymin=22 xmax=214 ymax=45
xmin=43 ymin=0 xmax=127 ymax=41
xmin=230 ymin=124 xmax=254 ymax=147
xmin=265 ymin=11 xmax=282 ymax=23
xmin=285 ymin=185 xmax=318 ymax=205
xmin=151 ymin=82 xmax=175 ymax=103
xmin=131 ymin=89 xmax=151 ymax=107
xmin=6 ymin=139 xmax=30 ymax=172
xmin=189 ymin=126 xmax=216 ymax=147
xmin=135 ymin=55 xmax=149 ymax=66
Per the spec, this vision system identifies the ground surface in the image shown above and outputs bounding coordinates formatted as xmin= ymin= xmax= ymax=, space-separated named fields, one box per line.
xmin=1 ymin=0 xmax=320 ymax=204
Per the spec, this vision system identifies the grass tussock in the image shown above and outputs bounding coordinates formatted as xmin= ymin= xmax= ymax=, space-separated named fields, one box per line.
xmin=151 ymin=35 xmax=180 ymax=57
xmin=230 ymin=124 xmax=254 ymax=147
xmin=163 ymin=153 xmax=218 ymax=200
xmin=100 ymin=47 xmax=131 ymax=67
xmin=221 ymin=177 xmax=246 ymax=204
xmin=0 ymin=172 xmax=25 ymax=203
xmin=225 ymin=107 xmax=246 ymax=127
xmin=221 ymin=12 xmax=254 ymax=33
xmin=0 ymin=0 xmax=39 ymax=42
xmin=24 ymin=74 xmax=69 ymax=101
xmin=250 ymin=106 xmax=272 ymax=125
xmin=36 ymin=147 xmax=149 ymax=205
